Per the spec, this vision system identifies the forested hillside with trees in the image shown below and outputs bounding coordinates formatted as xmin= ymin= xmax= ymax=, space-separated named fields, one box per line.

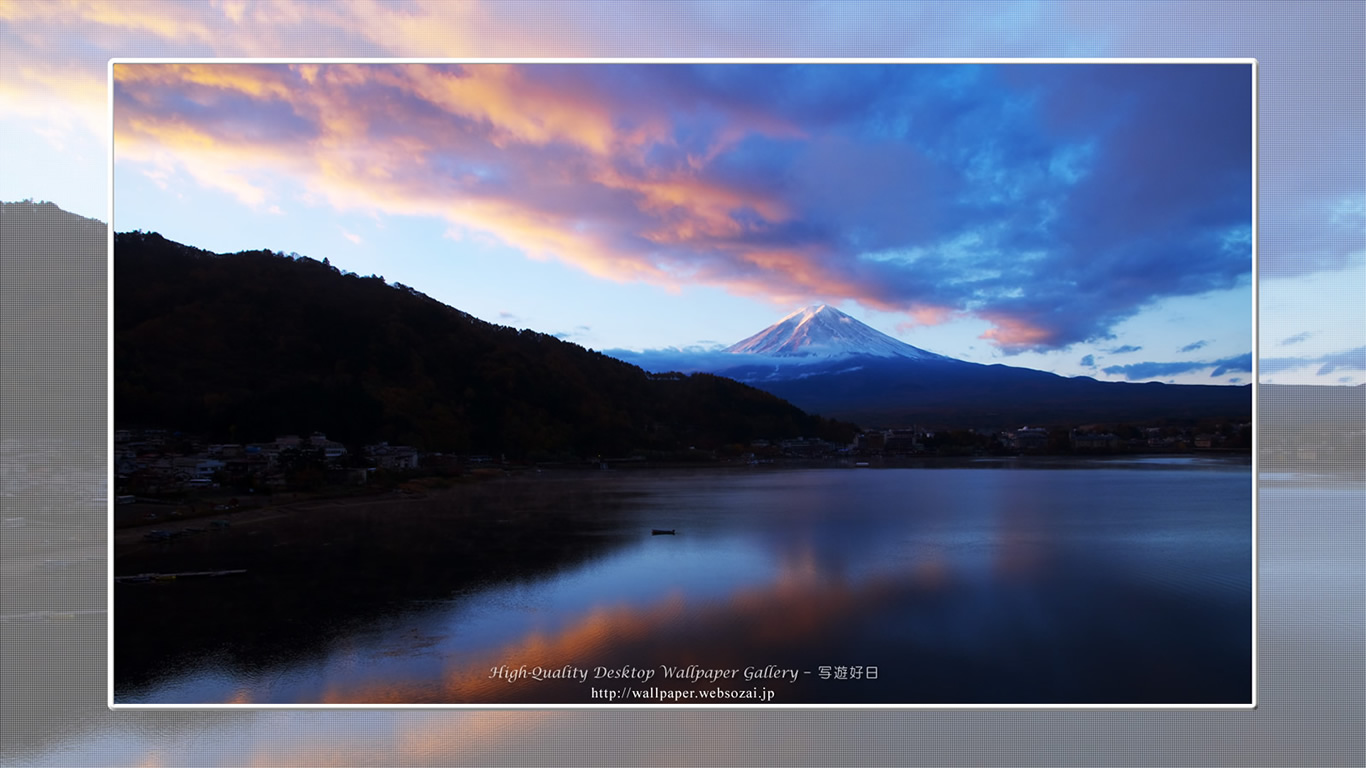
xmin=115 ymin=231 xmax=855 ymax=458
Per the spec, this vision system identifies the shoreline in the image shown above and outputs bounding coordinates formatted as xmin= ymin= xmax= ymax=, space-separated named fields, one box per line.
xmin=111 ymin=452 xmax=1255 ymax=561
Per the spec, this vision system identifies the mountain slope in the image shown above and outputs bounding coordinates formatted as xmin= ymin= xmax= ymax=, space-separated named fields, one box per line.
xmin=115 ymin=231 xmax=854 ymax=455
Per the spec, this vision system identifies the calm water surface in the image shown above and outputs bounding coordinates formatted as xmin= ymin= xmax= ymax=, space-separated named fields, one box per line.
xmin=116 ymin=457 xmax=1252 ymax=704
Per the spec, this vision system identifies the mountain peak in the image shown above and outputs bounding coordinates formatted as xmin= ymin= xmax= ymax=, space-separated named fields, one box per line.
xmin=724 ymin=304 xmax=947 ymax=360
xmin=786 ymin=304 xmax=845 ymax=322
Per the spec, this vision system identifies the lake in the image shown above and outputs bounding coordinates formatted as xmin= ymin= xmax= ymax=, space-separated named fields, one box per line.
xmin=114 ymin=456 xmax=1252 ymax=705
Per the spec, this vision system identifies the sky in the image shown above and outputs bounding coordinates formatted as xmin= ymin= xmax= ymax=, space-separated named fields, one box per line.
xmin=106 ymin=60 xmax=1265 ymax=386
xmin=0 ymin=4 xmax=1360 ymax=386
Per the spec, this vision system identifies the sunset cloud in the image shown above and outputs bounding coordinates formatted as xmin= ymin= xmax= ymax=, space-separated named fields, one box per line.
xmin=4 ymin=4 xmax=1358 ymax=333
xmin=112 ymin=62 xmax=1254 ymax=352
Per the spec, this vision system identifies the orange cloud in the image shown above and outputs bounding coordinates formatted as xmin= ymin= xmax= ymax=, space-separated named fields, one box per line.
xmin=595 ymin=167 xmax=791 ymax=244
xmin=892 ymin=305 xmax=961 ymax=332
xmin=116 ymin=62 xmax=298 ymax=102
xmin=114 ymin=63 xmax=821 ymax=295
xmin=372 ymin=65 xmax=636 ymax=155
xmin=115 ymin=62 xmax=1051 ymax=325
xmin=977 ymin=312 xmax=1059 ymax=350
xmin=0 ymin=0 xmax=219 ymax=43
xmin=114 ymin=110 xmax=287 ymax=208
xmin=3 ymin=1 xmax=581 ymax=168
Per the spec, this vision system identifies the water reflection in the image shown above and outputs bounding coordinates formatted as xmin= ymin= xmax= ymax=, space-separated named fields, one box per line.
xmin=293 ymin=545 xmax=967 ymax=704
xmin=116 ymin=460 xmax=1252 ymax=704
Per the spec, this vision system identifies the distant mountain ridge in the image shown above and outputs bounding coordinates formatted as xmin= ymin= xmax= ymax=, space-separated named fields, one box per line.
xmin=724 ymin=304 xmax=948 ymax=361
xmin=697 ymin=305 xmax=1253 ymax=429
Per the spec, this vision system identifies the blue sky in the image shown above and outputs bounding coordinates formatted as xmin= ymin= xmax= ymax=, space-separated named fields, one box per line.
xmin=2 ymin=2 xmax=1361 ymax=388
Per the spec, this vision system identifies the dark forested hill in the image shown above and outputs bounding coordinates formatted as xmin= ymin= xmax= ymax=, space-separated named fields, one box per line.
xmin=114 ymin=231 xmax=853 ymax=456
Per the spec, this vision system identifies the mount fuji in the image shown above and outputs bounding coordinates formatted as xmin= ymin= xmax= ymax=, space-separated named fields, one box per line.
xmin=630 ymin=305 xmax=1252 ymax=429
xmin=723 ymin=305 xmax=948 ymax=361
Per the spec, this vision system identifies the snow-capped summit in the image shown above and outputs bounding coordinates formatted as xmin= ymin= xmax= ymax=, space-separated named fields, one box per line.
xmin=723 ymin=305 xmax=947 ymax=360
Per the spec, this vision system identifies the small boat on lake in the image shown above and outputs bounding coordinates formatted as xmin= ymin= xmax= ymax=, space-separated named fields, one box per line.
xmin=651 ymin=529 xmax=676 ymax=535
